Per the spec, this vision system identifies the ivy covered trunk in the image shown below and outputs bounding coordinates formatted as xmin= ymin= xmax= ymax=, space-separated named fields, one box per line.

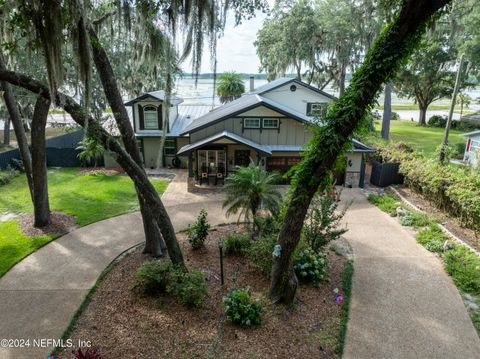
xmin=269 ymin=0 xmax=452 ymax=304
xmin=31 ymin=96 xmax=51 ymax=227
xmin=88 ymin=27 xmax=175 ymax=260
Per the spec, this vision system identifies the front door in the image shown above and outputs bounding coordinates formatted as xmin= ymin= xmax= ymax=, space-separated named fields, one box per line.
xmin=234 ymin=150 xmax=250 ymax=167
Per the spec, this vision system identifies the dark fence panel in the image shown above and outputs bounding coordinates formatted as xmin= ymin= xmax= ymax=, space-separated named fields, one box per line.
xmin=370 ymin=160 xmax=404 ymax=187
xmin=0 ymin=149 xmax=21 ymax=170
xmin=45 ymin=130 xmax=84 ymax=148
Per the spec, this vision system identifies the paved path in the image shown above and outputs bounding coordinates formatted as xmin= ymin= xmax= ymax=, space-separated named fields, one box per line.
xmin=341 ymin=188 xmax=480 ymax=359
xmin=0 ymin=170 xmax=228 ymax=359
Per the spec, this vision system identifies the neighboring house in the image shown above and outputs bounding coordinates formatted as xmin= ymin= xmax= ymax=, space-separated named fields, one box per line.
xmin=126 ymin=78 xmax=374 ymax=187
xmin=461 ymin=129 xmax=480 ymax=167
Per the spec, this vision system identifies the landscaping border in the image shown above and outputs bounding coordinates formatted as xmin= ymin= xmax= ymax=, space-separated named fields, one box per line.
xmin=389 ymin=186 xmax=480 ymax=256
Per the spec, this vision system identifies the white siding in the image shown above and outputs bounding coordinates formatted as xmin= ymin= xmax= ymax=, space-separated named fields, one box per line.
xmin=261 ymin=84 xmax=332 ymax=115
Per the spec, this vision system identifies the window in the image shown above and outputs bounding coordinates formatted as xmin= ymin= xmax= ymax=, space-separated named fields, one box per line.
xmin=262 ymin=118 xmax=280 ymax=129
xmin=143 ymin=105 xmax=158 ymax=129
xmin=197 ymin=150 xmax=226 ymax=175
xmin=307 ymin=102 xmax=328 ymax=118
xmin=163 ymin=139 xmax=177 ymax=155
xmin=244 ymin=118 xmax=260 ymax=128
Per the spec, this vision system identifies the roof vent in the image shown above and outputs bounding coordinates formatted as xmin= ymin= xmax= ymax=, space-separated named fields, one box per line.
xmin=290 ymin=84 xmax=297 ymax=92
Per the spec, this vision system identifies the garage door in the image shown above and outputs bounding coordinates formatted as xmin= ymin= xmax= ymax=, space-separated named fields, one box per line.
xmin=266 ymin=157 xmax=302 ymax=173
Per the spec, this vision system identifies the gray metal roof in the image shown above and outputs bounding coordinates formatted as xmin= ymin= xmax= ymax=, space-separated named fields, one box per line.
xmin=177 ymin=130 xmax=271 ymax=156
xmin=460 ymin=130 xmax=480 ymax=137
xmin=180 ymin=94 xmax=314 ymax=135
xmin=124 ymin=90 xmax=184 ymax=106
xmin=352 ymin=139 xmax=375 ymax=153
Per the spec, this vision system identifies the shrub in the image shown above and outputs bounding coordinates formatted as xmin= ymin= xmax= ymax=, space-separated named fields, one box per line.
xmin=391 ymin=111 xmax=400 ymax=121
xmin=444 ymin=245 xmax=480 ymax=295
xmin=247 ymin=234 xmax=277 ymax=276
xmin=367 ymin=194 xmax=399 ymax=216
xmin=187 ymin=209 xmax=210 ymax=249
xmin=425 ymin=239 xmax=446 ymax=253
xmin=223 ymin=233 xmax=251 ymax=256
xmin=415 ymin=225 xmax=448 ymax=246
xmin=0 ymin=167 xmax=18 ymax=186
xmin=294 ymin=248 xmax=328 ymax=284
xmin=453 ymin=142 xmax=466 ymax=159
xmin=399 ymin=211 xmax=434 ymax=228
xmin=73 ymin=348 xmax=102 ymax=359
xmin=134 ymin=260 xmax=173 ymax=295
xmin=303 ymin=187 xmax=348 ymax=251
xmin=254 ymin=214 xmax=280 ymax=237
xmin=223 ymin=288 xmax=262 ymax=327
xmin=134 ymin=260 xmax=207 ymax=307
xmin=173 ymin=270 xmax=208 ymax=308
xmin=428 ymin=115 xmax=447 ymax=128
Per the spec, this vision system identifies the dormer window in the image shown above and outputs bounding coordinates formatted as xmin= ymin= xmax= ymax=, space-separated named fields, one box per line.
xmin=144 ymin=105 xmax=159 ymax=129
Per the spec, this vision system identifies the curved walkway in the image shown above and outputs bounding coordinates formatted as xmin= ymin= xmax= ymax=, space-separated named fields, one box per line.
xmin=341 ymin=189 xmax=480 ymax=359
xmin=0 ymin=170 xmax=228 ymax=359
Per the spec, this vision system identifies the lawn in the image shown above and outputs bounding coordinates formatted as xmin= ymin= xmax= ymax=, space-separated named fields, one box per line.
xmin=0 ymin=168 xmax=168 ymax=276
xmin=374 ymin=120 xmax=465 ymax=156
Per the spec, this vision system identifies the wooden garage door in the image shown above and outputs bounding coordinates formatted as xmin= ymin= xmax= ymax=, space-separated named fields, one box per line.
xmin=266 ymin=157 xmax=302 ymax=173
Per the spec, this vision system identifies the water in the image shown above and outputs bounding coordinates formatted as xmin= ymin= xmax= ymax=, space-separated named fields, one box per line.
xmin=1 ymin=78 xmax=479 ymax=129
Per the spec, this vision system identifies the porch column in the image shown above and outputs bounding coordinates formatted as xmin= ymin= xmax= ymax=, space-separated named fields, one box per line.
xmin=188 ymin=152 xmax=193 ymax=177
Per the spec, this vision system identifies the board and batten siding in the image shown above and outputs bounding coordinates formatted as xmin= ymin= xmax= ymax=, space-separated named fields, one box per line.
xmin=189 ymin=106 xmax=313 ymax=146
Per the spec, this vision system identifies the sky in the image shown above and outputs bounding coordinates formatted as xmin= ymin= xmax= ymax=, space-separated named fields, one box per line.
xmin=180 ymin=3 xmax=274 ymax=74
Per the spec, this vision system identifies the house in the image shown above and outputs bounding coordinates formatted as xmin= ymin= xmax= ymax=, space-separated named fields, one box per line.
xmin=460 ymin=129 xmax=480 ymax=167
xmin=125 ymin=78 xmax=374 ymax=187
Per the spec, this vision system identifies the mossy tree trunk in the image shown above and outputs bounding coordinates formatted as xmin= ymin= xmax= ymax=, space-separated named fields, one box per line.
xmin=269 ymin=0 xmax=452 ymax=305
xmin=88 ymin=26 xmax=173 ymax=259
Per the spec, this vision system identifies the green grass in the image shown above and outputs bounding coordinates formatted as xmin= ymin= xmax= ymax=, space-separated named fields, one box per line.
xmin=0 ymin=168 xmax=168 ymax=226
xmin=367 ymin=194 xmax=400 ymax=216
xmin=444 ymin=245 xmax=480 ymax=295
xmin=399 ymin=211 xmax=436 ymax=228
xmin=337 ymin=259 xmax=354 ymax=356
xmin=0 ymin=221 xmax=58 ymax=276
xmin=0 ymin=168 xmax=168 ymax=277
xmin=374 ymin=121 xmax=464 ymax=156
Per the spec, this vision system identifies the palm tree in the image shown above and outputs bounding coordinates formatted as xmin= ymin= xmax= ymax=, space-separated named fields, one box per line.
xmin=223 ymin=162 xmax=282 ymax=227
xmin=217 ymin=72 xmax=246 ymax=104
xmin=76 ymin=136 xmax=105 ymax=168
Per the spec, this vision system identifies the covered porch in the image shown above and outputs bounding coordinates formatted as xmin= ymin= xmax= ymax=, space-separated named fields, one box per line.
xmin=177 ymin=130 xmax=271 ymax=185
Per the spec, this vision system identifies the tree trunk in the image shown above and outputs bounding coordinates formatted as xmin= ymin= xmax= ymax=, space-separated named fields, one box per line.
xmin=3 ymin=117 xmax=10 ymax=145
xmin=0 ymin=52 xmax=34 ymax=199
xmin=269 ymin=0 xmax=452 ymax=304
xmin=338 ymin=63 xmax=346 ymax=98
xmin=381 ymin=82 xmax=393 ymax=140
xmin=31 ymin=96 xmax=51 ymax=227
xmin=88 ymin=26 xmax=180 ymax=263
xmin=418 ymin=102 xmax=428 ymax=126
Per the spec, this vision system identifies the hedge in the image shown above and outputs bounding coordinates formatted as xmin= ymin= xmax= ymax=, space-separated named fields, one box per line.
xmin=374 ymin=142 xmax=480 ymax=234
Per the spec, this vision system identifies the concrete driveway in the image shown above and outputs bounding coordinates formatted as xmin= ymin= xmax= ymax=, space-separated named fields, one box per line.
xmin=341 ymin=188 xmax=480 ymax=359
xmin=0 ymin=170 xmax=228 ymax=359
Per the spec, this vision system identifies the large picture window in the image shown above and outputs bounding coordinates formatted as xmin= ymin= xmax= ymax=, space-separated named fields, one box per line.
xmin=143 ymin=105 xmax=158 ymax=129
xmin=197 ymin=150 xmax=226 ymax=175
xmin=244 ymin=118 xmax=261 ymax=128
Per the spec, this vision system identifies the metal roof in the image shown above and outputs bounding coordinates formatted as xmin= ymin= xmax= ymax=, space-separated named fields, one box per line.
xmin=177 ymin=130 xmax=271 ymax=156
xmin=179 ymin=94 xmax=314 ymax=135
xmin=352 ymin=139 xmax=375 ymax=153
xmin=124 ymin=90 xmax=184 ymax=106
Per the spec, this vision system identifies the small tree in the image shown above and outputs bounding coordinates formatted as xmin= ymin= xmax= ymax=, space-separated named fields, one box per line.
xmin=216 ymin=72 xmax=245 ymax=104
xmin=76 ymin=136 xmax=105 ymax=168
xmin=187 ymin=209 xmax=210 ymax=250
xmin=456 ymin=92 xmax=471 ymax=118
xmin=223 ymin=162 xmax=281 ymax=230
xmin=303 ymin=185 xmax=349 ymax=252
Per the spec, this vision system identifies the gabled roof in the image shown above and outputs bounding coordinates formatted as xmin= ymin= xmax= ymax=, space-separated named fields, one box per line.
xmin=248 ymin=77 xmax=336 ymax=100
xmin=460 ymin=130 xmax=480 ymax=137
xmin=125 ymin=90 xmax=184 ymax=106
xmin=352 ymin=139 xmax=375 ymax=153
xmin=179 ymin=94 xmax=314 ymax=135
xmin=177 ymin=130 xmax=271 ymax=156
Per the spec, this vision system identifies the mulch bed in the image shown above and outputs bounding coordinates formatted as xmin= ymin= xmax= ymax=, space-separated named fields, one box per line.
xmin=18 ymin=211 xmax=76 ymax=237
xmin=62 ymin=224 xmax=349 ymax=359
xmin=390 ymin=186 xmax=480 ymax=252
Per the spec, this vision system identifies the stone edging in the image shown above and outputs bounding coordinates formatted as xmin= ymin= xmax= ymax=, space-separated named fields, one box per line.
xmin=389 ymin=186 xmax=480 ymax=256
